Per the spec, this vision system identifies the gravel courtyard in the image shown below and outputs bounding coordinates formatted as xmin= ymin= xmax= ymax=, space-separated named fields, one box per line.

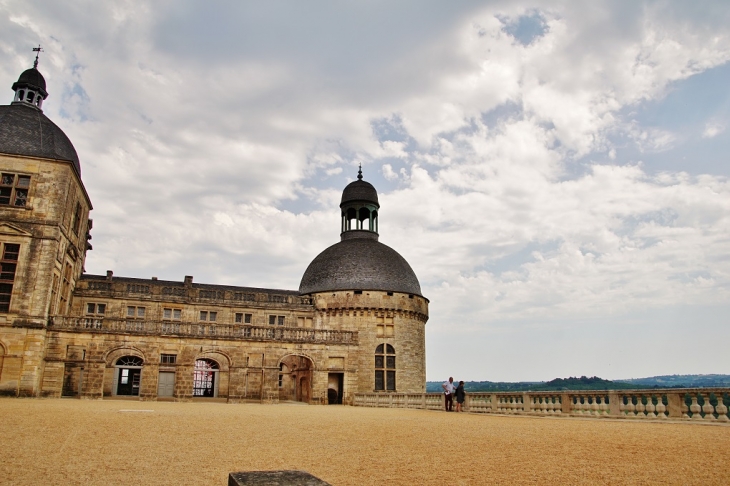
xmin=1 ymin=398 xmax=728 ymax=485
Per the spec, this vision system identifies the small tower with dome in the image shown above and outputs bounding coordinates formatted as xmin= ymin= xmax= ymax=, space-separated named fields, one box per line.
xmin=0 ymin=51 xmax=92 ymax=395
xmin=300 ymin=168 xmax=428 ymax=398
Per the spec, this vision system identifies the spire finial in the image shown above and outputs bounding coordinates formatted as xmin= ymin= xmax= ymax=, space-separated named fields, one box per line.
xmin=357 ymin=163 xmax=363 ymax=180
xmin=32 ymin=45 xmax=43 ymax=69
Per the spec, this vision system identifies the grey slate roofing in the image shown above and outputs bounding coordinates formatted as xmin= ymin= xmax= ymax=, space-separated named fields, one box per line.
xmin=299 ymin=234 xmax=423 ymax=296
xmin=0 ymin=103 xmax=80 ymax=174
xmin=340 ymin=179 xmax=379 ymax=207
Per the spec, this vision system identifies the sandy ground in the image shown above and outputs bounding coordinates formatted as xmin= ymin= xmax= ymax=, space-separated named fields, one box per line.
xmin=0 ymin=398 xmax=728 ymax=485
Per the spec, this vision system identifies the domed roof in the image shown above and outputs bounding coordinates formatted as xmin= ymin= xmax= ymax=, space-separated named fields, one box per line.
xmin=299 ymin=233 xmax=422 ymax=296
xmin=340 ymin=179 xmax=379 ymax=207
xmin=0 ymin=104 xmax=80 ymax=174
xmin=12 ymin=68 xmax=47 ymax=93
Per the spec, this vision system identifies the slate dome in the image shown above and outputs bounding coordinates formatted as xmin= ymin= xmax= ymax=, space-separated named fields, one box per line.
xmin=340 ymin=179 xmax=379 ymax=207
xmin=0 ymin=104 xmax=81 ymax=174
xmin=12 ymin=68 xmax=47 ymax=93
xmin=299 ymin=233 xmax=423 ymax=296
xmin=2 ymin=65 xmax=79 ymax=174
xmin=300 ymin=169 xmax=423 ymax=297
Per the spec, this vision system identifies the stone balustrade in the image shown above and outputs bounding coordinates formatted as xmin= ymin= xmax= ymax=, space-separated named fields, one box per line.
xmin=48 ymin=316 xmax=358 ymax=345
xmin=354 ymin=389 xmax=730 ymax=422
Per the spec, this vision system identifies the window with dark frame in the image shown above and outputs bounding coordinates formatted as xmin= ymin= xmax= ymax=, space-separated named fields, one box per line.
xmin=269 ymin=315 xmax=285 ymax=326
xmin=374 ymin=344 xmax=396 ymax=391
xmin=0 ymin=173 xmax=30 ymax=207
xmin=0 ymin=243 xmax=19 ymax=313
xmin=160 ymin=354 xmax=176 ymax=364
xmin=235 ymin=313 xmax=252 ymax=324
xmin=86 ymin=303 xmax=106 ymax=315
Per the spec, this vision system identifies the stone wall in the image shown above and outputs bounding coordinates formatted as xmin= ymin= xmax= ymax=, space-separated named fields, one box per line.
xmin=312 ymin=290 xmax=428 ymax=394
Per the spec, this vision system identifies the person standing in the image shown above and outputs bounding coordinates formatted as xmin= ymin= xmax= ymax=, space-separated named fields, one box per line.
xmin=455 ymin=381 xmax=466 ymax=412
xmin=442 ymin=377 xmax=456 ymax=411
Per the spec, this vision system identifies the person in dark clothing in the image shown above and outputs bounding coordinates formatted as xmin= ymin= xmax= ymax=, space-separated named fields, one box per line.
xmin=455 ymin=381 xmax=466 ymax=412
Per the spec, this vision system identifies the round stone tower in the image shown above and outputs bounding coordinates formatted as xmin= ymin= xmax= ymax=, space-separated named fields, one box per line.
xmin=299 ymin=168 xmax=428 ymax=395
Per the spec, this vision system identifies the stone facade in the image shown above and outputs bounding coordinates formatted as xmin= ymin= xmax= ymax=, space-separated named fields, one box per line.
xmin=0 ymin=64 xmax=428 ymax=404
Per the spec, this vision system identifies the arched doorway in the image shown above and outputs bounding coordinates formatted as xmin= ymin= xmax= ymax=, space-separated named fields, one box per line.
xmin=278 ymin=355 xmax=313 ymax=403
xmin=193 ymin=359 xmax=219 ymax=397
xmin=114 ymin=356 xmax=143 ymax=396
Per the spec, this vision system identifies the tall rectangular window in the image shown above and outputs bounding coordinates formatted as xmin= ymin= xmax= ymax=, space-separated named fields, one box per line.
xmin=0 ymin=173 xmax=30 ymax=207
xmin=72 ymin=203 xmax=82 ymax=235
xmin=0 ymin=243 xmax=19 ymax=312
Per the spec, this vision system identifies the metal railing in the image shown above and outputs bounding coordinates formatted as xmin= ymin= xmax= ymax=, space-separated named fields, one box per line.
xmin=48 ymin=316 xmax=357 ymax=345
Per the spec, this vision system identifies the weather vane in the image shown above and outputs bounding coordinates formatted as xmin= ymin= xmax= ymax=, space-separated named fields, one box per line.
xmin=32 ymin=45 xmax=43 ymax=69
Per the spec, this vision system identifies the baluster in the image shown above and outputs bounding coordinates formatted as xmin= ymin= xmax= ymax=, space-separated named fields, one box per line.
xmin=590 ymin=395 xmax=598 ymax=415
xmin=571 ymin=396 xmax=579 ymax=415
xmin=715 ymin=395 xmax=729 ymax=422
xmin=635 ymin=396 xmax=645 ymax=418
xmin=574 ymin=396 xmax=584 ymax=415
xmin=690 ymin=394 xmax=702 ymax=420
xmin=645 ymin=395 xmax=656 ymax=419
xmin=701 ymin=393 xmax=716 ymax=421
xmin=655 ymin=395 xmax=667 ymax=419
xmin=681 ymin=395 xmax=690 ymax=419
xmin=583 ymin=395 xmax=591 ymax=415
xmin=619 ymin=395 xmax=628 ymax=416
xmin=553 ymin=396 xmax=561 ymax=414
xmin=598 ymin=396 xmax=608 ymax=416
xmin=539 ymin=397 xmax=546 ymax=414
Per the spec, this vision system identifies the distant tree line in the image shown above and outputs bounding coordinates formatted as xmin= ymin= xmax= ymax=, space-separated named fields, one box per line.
xmin=425 ymin=374 xmax=730 ymax=393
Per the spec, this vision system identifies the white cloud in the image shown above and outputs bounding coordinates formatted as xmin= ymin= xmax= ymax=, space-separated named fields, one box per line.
xmin=1 ymin=0 xmax=729 ymax=380
xmin=702 ymin=121 xmax=725 ymax=138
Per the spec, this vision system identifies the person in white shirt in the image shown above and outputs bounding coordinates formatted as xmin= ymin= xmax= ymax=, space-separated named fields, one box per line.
xmin=442 ymin=377 xmax=456 ymax=411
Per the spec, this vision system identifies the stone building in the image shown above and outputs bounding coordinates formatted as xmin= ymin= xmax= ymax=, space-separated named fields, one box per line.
xmin=0 ymin=62 xmax=428 ymax=404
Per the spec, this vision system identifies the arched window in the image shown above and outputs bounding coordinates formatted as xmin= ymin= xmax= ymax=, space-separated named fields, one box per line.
xmin=17 ymin=90 xmax=24 ymax=101
xmin=116 ymin=356 xmax=143 ymax=367
xmin=374 ymin=344 xmax=395 ymax=391
xmin=193 ymin=358 xmax=219 ymax=397
xmin=25 ymin=91 xmax=34 ymax=102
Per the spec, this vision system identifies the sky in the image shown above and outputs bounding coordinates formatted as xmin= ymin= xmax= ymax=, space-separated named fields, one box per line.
xmin=1 ymin=0 xmax=729 ymax=382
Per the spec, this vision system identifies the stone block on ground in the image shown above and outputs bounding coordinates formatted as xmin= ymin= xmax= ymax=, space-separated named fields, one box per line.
xmin=228 ymin=470 xmax=331 ymax=486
